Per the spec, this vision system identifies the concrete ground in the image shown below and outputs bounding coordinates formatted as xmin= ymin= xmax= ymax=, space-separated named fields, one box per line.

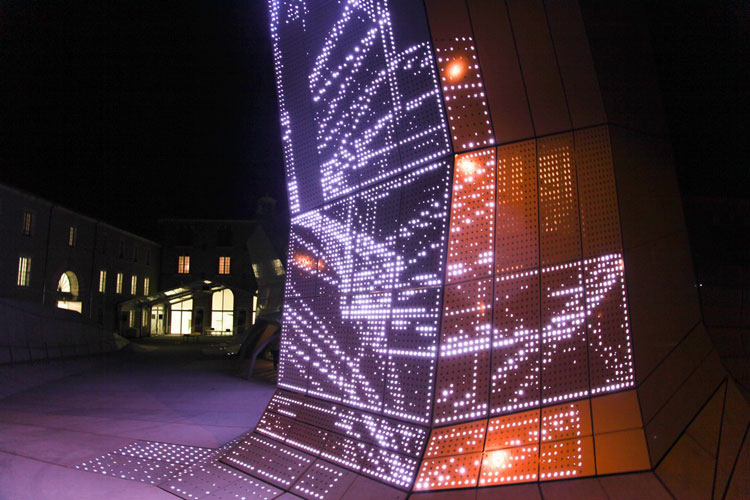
xmin=0 ymin=339 xmax=276 ymax=499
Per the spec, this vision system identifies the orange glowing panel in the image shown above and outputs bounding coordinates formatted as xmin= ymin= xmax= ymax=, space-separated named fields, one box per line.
xmin=541 ymin=400 xmax=592 ymax=442
xmin=539 ymin=436 xmax=595 ymax=481
xmin=446 ymin=148 xmax=496 ymax=284
xmin=414 ymin=452 xmax=482 ymax=491
xmin=479 ymin=445 xmax=539 ymax=486
xmin=485 ymin=409 xmax=540 ymax=450
xmin=495 ymin=139 xmax=539 ymax=274
xmin=434 ymin=38 xmax=494 ymax=152
xmin=538 ymin=133 xmax=581 ymax=266
xmin=425 ymin=420 xmax=487 ymax=458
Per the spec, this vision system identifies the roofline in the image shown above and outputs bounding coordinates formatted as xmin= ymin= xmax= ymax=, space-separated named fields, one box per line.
xmin=0 ymin=181 xmax=160 ymax=246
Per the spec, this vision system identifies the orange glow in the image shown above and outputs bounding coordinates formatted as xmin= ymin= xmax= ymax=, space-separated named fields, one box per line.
xmin=294 ymin=253 xmax=316 ymax=271
xmin=484 ymin=450 xmax=509 ymax=470
xmin=457 ymin=157 xmax=479 ymax=177
xmin=446 ymin=58 xmax=466 ymax=81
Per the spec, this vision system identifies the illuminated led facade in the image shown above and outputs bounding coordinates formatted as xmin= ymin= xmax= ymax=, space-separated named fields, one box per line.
xmin=211 ymin=1 xmax=749 ymax=498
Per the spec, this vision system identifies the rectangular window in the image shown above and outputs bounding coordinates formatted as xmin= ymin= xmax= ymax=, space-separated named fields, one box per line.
xmin=116 ymin=272 xmax=123 ymax=294
xmin=142 ymin=309 xmax=148 ymax=328
xmin=143 ymin=277 xmax=150 ymax=296
xmin=22 ymin=211 xmax=32 ymax=236
xmin=218 ymin=256 xmax=231 ymax=275
xmin=130 ymin=275 xmax=137 ymax=295
xmin=17 ymin=257 xmax=31 ymax=286
xmin=68 ymin=226 xmax=77 ymax=246
xmin=128 ymin=310 xmax=135 ymax=328
xmin=178 ymin=255 xmax=190 ymax=274
xmin=99 ymin=270 xmax=107 ymax=293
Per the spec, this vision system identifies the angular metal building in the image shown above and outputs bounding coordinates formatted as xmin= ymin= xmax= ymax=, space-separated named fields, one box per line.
xmin=169 ymin=1 xmax=750 ymax=498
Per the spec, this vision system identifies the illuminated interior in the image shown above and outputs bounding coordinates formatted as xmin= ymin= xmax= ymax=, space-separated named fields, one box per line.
xmin=56 ymin=271 xmax=82 ymax=313
xmin=245 ymin=0 xmax=645 ymax=494
xmin=169 ymin=298 xmax=193 ymax=334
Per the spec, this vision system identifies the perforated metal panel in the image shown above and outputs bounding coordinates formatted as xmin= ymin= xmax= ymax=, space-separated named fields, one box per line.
xmin=434 ymin=278 xmax=493 ymax=425
xmin=315 ymin=199 xmax=353 ymax=297
xmin=414 ymin=452 xmax=482 ymax=491
xmin=340 ymin=475 xmax=408 ymax=500
xmin=285 ymin=420 xmax=329 ymax=457
xmin=539 ymin=437 xmax=595 ymax=481
xmin=435 ymin=38 xmax=494 ymax=152
xmin=491 ymin=269 xmax=541 ymax=414
xmin=256 ymin=408 xmax=296 ymax=442
xmin=446 ymin=149 xmax=496 ymax=284
xmin=424 ymin=420 xmax=487 ymax=458
xmin=385 ymin=287 xmax=442 ymax=424
xmin=538 ymin=133 xmax=581 ymax=266
xmin=496 ymin=139 xmax=539 ymax=273
xmin=360 ymin=447 xmax=420 ymax=489
xmin=278 ymin=299 xmax=312 ymax=393
xmin=540 ymin=262 xmax=588 ymax=405
xmin=76 ymin=454 xmax=185 ymax=485
xmin=485 ymin=409 xmax=540 ymax=451
xmin=584 ymin=254 xmax=634 ymax=393
xmin=286 ymin=212 xmax=321 ymax=299
xmin=395 ymin=161 xmax=452 ymax=290
xmin=321 ymin=433 xmax=370 ymax=471
xmin=292 ymin=460 xmax=358 ymax=500
xmin=478 ymin=445 xmax=539 ymax=486
xmin=163 ymin=461 xmax=282 ymax=500
xmin=541 ymin=400 xmax=592 ymax=442
xmin=115 ymin=441 xmax=215 ymax=466
xmin=575 ymin=126 xmax=622 ymax=257
xmin=221 ymin=433 xmax=314 ymax=488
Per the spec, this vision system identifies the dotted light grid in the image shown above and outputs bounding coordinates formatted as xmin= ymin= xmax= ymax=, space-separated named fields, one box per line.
xmin=433 ymin=277 xmax=493 ymax=425
xmin=308 ymin=0 xmax=450 ymax=208
xmin=434 ymin=37 xmax=495 ymax=152
xmin=585 ymin=254 xmax=634 ymax=393
xmin=495 ymin=140 xmax=539 ymax=274
xmin=268 ymin=0 xmax=308 ymax=214
xmin=415 ymin=400 xmax=594 ymax=491
xmin=538 ymin=135 xmax=580 ymax=266
xmin=540 ymin=261 xmax=589 ymax=405
xmin=164 ymin=461 xmax=282 ymax=500
xmin=446 ymin=148 xmax=496 ymax=284
xmin=253 ymin=389 xmax=430 ymax=488
xmin=276 ymin=161 xmax=451 ymax=426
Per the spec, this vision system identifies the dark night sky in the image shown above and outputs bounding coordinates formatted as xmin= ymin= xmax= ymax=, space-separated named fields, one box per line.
xmin=0 ymin=1 xmax=747 ymax=239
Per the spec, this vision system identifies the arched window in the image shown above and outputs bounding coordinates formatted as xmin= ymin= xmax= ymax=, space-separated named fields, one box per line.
xmin=211 ymin=289 xmax=234 ymax=333
xmin=56 ymin=271 xmax=81 ymax=313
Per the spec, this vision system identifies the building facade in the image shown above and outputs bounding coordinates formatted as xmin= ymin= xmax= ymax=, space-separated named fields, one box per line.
xmin=195 ymin=1 xmax=750 ymax=499
xmin=0 ymin=183 xmax=160 ymax=332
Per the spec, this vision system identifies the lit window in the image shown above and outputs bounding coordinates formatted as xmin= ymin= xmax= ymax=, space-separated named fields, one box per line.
xmin=22 ymin=212 xmax=32 ymax=236
xmin=272 ymin=258 xmax=285 ymax=276
xmin=218 ymin=256 xmax=231 ymax=275
xmin=142 ymin=308 xmax=148 ymax=327
xmin=128 ymin=310 xmax=134 ymax=328
xmin=17 ymin=257 xmax=31 ymax=286
xmin=131 ymin=275 xmax=137 ymax=295
xmin=98 ymin=270 xmax=107 ymax=293
xmin=211 ymin=289 xmax=234 ymax=333
xmin=178 ymin=255 xmax=190 ymax=274
xmin=116 ymin=273 xmax=123 ymax=294
xmin=143 ymin=277 xmax=150 ymax=296
xmin=68 ymin=226 xmax=77 ymax=247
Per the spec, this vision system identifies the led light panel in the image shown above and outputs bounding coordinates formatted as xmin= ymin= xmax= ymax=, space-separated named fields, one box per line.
xmin=262 ymin=0 xmax=638 ymax=494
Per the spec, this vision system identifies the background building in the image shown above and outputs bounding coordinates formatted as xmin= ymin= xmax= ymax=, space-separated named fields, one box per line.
xmin=0 ymin=183 xmax=160 ymax=330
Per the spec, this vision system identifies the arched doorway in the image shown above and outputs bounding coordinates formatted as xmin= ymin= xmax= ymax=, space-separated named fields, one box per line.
xmin=211 ymin=288 xmax=234 ymax=334
xmin=56 ymin=271 xmax=82 ymax=313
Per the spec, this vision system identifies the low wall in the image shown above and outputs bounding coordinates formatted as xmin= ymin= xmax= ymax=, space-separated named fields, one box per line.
xmin=0 ymin=298 xmax=118 ymax=364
